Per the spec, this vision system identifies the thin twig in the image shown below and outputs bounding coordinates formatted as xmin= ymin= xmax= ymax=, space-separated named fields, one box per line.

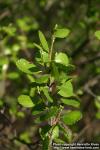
xmin=72 ymin=120 xmax=97 ymax=142
xmin=49 ymin=35 xmax=55 ymax=61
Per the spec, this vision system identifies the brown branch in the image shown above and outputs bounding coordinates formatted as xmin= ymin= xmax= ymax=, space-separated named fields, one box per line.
xmin=72 ymin=120 xmax=98 ymax=142
xmin=0 ymin=10 xmax=10 ymax=20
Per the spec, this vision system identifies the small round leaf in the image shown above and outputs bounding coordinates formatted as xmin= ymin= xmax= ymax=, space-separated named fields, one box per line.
xmin=18 ymin=95 xmax=35 ymax=107
xmin=95 ymin=30 xmax=100 ymax=40
xmin=55 ymin=52 xmax=69 ymax=66
xmin=61 ymin=98 xmax=80 ymax=108
xmin=58 ymin=80 xmax=73 ymax=97
xmin=54 ymin=28 xmax=70 ymax=38
xmin=62 ymin=111 xmax=82 ymax=125
xmin=16 ymin=58 xmax=36 ymax=74
xmin=52 ymin=126 xmax=59 ymax=140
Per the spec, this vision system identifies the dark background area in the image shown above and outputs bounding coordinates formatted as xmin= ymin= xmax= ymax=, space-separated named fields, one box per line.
xmin=0 ymin=0 xmax=100 ymax=149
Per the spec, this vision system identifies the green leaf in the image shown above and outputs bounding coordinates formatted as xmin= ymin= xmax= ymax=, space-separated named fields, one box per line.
xmin=96 ymin=111 xmax=100 ymax=119
xmin=55 ymin=52 xmax=69 ymax=66
xmin=95 ymin=100 xmax=100 ymax=109
xmin=61 ymin=98 xmax=80 ymax=108
xmin=33 ymin=43 xmax=49 ymax=63
xmin=38 ymin=31 xmax=49 ymax=52
xmin=8 ymin=72 xmax=19 ymax=80
xmin=52 ymin=126 xmax=59 ymax=140
xmin=59 ymin=124 xmax=72 ymax=142
xmin=33 ymin=43 xmax=43 ymax=53
xmin=58 ymin=80 xmax=73 ymax=97
xmin=39 ymin=125 xmax=51 ymax=140
xmin=42 ymin=137 xmax=49 ymax=150
xmin=35 ymin=75 xmax=49 ymax=84
xmin=40 ymin=106 xmax=58 ymax=121
xmin=19 ymin=132 xmax=31 ymax=144
xmin=42 ymin=51 xmax=49 ymax=63
xmin=0 ymin=57 xmax=9 ymax=66
xmin=27 ymin=75 xmax=35 ymax=83
xmin=54 ymin=28 xmax=70 ymax=38
xmin=18 ymin=95 xmax=35 ymax=107
xmin=54 ymin=138 xmax=65 ymax=144
xmin=32 ymin=103 xmax=45 ymax=115
xmin=64 ymin=128 xmax=72 ymax=142
xmin=95 ymin=30 xmax=100 ymax=40
xmin=52 ymin=63 xmax=59 ymax=80
xmin=16 ymin=58 xmax=36 ymax=74
xmin=94 ymin=96 xmax=100 ymax=109
xmin=30 ymin=88 xmax=36 ymax=97
xmin=62 ymin=111 xmax=82 ymax=125
xmin=33 ymin=43 xmax=43 ymax=60
xmin=42 ymin=87 xmax=53 ymax=103
xmin=56 ymin=63 xmax=75 ymax=74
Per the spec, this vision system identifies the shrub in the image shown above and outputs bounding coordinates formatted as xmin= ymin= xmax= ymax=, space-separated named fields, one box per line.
xmin=16 ymin=26 xmax=82 ymax=149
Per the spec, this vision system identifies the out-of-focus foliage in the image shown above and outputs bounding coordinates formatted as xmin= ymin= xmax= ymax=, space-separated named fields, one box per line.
xmin=0 ymin=0 xmax=100 ymax=149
